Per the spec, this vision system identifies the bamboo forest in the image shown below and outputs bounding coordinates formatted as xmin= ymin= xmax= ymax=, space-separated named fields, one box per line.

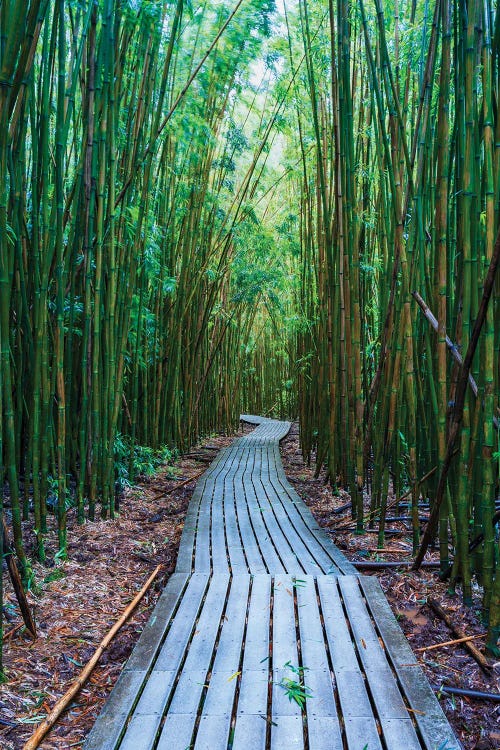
xmin=0 ymin=0 xmax=500 ymax=745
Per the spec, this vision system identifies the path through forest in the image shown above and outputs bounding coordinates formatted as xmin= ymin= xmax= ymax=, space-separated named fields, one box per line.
xmin=85 ymin=417 xmax=459 ymax=750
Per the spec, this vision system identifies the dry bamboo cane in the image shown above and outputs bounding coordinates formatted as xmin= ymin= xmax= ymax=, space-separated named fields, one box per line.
xmin=427 ymin=598 xmax=491 ymax=672
xmin=415 ymin=633 xmax=486 ymax=653
xmin=22 ymin=565 xmax=162 ymax=750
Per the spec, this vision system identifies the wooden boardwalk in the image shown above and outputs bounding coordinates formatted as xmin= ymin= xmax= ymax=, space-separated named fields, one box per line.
xmin=85 ymin=417 xmax=460 ymax=750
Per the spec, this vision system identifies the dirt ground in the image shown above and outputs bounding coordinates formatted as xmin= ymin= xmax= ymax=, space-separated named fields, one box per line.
xmin=1 ymin=420 xmax=497 ymax=749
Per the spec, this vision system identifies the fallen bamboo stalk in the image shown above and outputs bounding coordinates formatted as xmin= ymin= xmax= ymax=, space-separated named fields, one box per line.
xmin=3 ymin=622 xmax=24 ymax=641
xmin=150 ymin=469 xmax=205 ymax=500
xmin=433 ymin=684 xmax=500 ymax=702
xmin=413 ymin=291 xmax=499 ymax=433
xmin=3 ymin=518 xmax=37 ymax=639
xmin=22 ymin=565 xmax=163 ymax=750
xmin=415 ymin=633 xmax=486 ymax=653
xmin=440 ymin=507 xmax=500 ymax=580
xmin=427 ymin=597 xmax=491 ymax=672
xmin=353 ymin=560 xmax=440 ymax=570
xmin=412 ymin=291 xmax=479 ymax=396
xmin=367 ymin=548 xmax=414 ymax=553
xmin=330 ymin=464 xmax=439 ymax=530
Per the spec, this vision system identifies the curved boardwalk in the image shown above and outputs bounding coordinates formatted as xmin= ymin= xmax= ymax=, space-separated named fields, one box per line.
xmin=85 ymin=417 xmax=460 ymax=750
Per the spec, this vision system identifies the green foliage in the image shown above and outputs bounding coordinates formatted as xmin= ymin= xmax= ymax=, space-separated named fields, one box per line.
xmin=114 ymin=434 xmax=177 ymax=485
xmin=277 ymin=662 xmax=312 ymax=708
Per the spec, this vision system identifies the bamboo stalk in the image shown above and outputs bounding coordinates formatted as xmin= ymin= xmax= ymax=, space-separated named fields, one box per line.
xmin=415 ymin=632 xmax=486 ymax=653
xmin=414 ymin=225 xmax=500 ymax=570
xmin=427 ymin=598 xmax=491 ymax=672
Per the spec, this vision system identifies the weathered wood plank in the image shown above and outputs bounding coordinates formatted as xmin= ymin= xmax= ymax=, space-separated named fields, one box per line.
xmin=243 ymin=449 xmax=285 ymax=572
xmin=232 ymin=714 xmax=267 ymax=750
xmin=295 ymin=575 xmax=342 ymax=748
xmin=232 ymin=445 xmax=267 ymax=572
xmin=84 ymin=670 xmax=147 ymax=750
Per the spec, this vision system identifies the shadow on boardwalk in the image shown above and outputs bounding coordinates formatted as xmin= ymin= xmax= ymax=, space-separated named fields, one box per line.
xmin=85 ymin=416 xmax=460 ymax=750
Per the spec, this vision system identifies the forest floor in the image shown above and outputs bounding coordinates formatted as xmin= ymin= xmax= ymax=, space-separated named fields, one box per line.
xmin=0 ymin=420 xmax=497 ymax=749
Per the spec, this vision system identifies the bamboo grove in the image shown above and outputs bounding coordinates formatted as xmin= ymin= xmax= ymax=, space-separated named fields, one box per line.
xmin=1 ymin=0 xmax=500 ymax=670
xmin=276 ymin=0 xmax=500 ymax=648
xmin=0 ymin=0 xmax=297 ymax=670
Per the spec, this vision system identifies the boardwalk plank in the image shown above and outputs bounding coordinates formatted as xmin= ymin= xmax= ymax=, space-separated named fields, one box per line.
xmin=232 ymin=715 xmax=267 ymax=750
xmin=84 ymin=670 xmax=147 ymax=750
xmin=271 ymin=715 xmax=304 ymax=750
xmin=125 ymin=572 xmax=189 ymax=672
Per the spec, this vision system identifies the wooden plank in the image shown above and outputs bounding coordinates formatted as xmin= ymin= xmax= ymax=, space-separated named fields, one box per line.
xmin=167 ymin=669 xmax=207 ymax=714
xmin=194 ymin=714 xmax=232 ymax=750
xmin=243 ymin=448 xmax=286 ymax=573
xmin=209 ymin=442 xmax=244 ymax=573
xmin=344 ymin=717 xmax=383 ymax=750
xmin=338 ymin=576 xmax=414 ymax=721
xmin=317 ymin=576 xmax=382 ymax=747
xmin=260 ymin=448 xmax=325 ymax=574
xmin=230 ymin=442 xmax=267 ymax=572
xmin=154 ymin=574 xmax=228 ymax=731
xmin=296 ymin=577 xmax=331 ymax=671
xmin=190 ymin=441 xmax=241 ymax=572
xmin=154 ymin=573 xmax=209 ymax=672
xmin=270 ymin=715 xmax=304 ymax=749
xmin=209 ymin=484 xmax=230 ymax=573
xmin=250 ymin=465 xmax=305 ymax=573
xmin=270 ymin=486 xmax=353 ymax=573
xmin=263 ymin=486 xmax=325 ymax=574
xmin=207 ymin=575 xmax=249 ymax=674
xmin=272 ymin=575 xmax=302 ymax=724
xmin=236 ymin=574 xmax=270 ymax=728
xmin=179 ymin=574 xmax=229 ymax=669
xmin=175 ymin=441 xmax=235 ymax=573
xmin=199 ymin=575 xmax=249 ymax=739
xmin=270 ymin=444 xmax=357 ymax=575
xmin=192 ymin=491 xmax=212 ymax=571
xmin=175 ymin=483 xmax=205 ymax=573
xmin=295 ymin=575 xmax=342 ymax=746
xmin=117 ymin=713 xmax=161 ymax=750
xmin=156 ymin=714 xmax=196 ymax=750
xmin=234 ymin=575 xmax=271 ymax=742
xmin=317 ymin=577 xmax=364 ymax=671
xmin=241 ymin=575 xmax=270 ymax=668
xmin=232 ymin=714 xmax=267 ymax=750
xmin=117 ymin=575 xmax=213 ymax=749
xmin=359 ymin=575 xmax=461 ymax=750
xmin=84 ymin=670 xmax=147 ymax=750
xmin=221 ymin=445 xmax=249 ymax=573
xmin=237 ymin=670 xmax=269 ymax=716
xmin=308 ymin=717 xmax=344 ymax=750
xmin=125 ymin=572 xmax=189 ymax=672
xmin=133 ymin=670 xmax=177 ymax=715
